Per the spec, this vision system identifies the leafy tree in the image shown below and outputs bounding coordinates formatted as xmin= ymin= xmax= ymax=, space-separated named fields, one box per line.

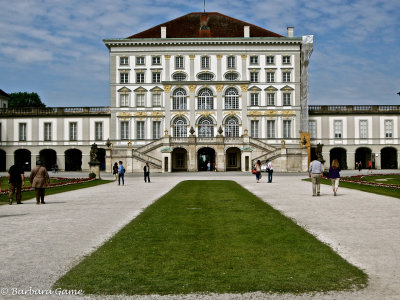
xmin=9 ymin=92 xmax=46 ymax=107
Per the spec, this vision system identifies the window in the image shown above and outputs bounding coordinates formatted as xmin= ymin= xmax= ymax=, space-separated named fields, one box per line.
xmin=283 ymin=120 xmax=291 ymax=138
xmin=227 ymin=56 xmax=236 ymax=69
xmin=359 ymin=120 xmax=368 ymax=139
xmin=172 ymin=88 xmax=187 ymax=110
xmin=283 ymin=93 xmax=291 ymax=106
xmin=69 ymin=122 xmax=77 ymax=141
xmin=120 ymin=94 xmax=129 ymax=107
xmin=95 ymin=122 xmax=103 ymax=141
xmin=152 ymin=56 xmax=161 ymax=65
xmin=251 ymin=120 xmax=259 ymax=138
xmin=120 ymin=57 xmax=128 ymax=65
xmin=266 ymin=72 xmax=275 ymax=83
xmin=250 ymin=55 xmax=258 ymax=64
xmin=309 ymin=120 xmax=316 ymax=139
xmin=224 ymin=88 xmax=239 ymax=110
xmin=198 ymin=117 xmax=214 ymax=137
xmin=152 ymin=94 xmax=161 ymax=107
xmin=283 ymin=72 xmax=291 ymax=82
xmin=282 ymin=55 xmax=291 ymax=64
xmin=197 ymin=73 xmax=214 ymax=81
xmin=198 ymin=89 xmax=213 ymax=110
xmin=172 ymin=73 xmax=186 ymax=81
xmin=334 ymin=120 xmax=342 ymax=139
xmin=137 ymin=121 xmax=145 ymax=140
xmin=173 ymin=118 xmax=187 ymax=137
xmin=152 ymin=72 xmax=161 ymax=83
xmin=44 ymin=122 xmax=52 ymax=141
xmin=136 ymin=56 xmax=145 ymax=65
xmin=267 ymin=120 xmax=275 ymax=138
xmin=201 ymin=56 xmax=210 ymax=69
xmin=120 ymin=121 xmax=129 ymax=140
xmin=266 ymin=56 xmax=274 ymax=64
xmin=120 ymin=72 xmax=128 ymax=84
xmin=175 ymin=56 xmax=184 ymax=69
xmin=19 ymin=123 xmax=27 ymax=141
xmin=225 ymin=117 xmax=239 ymax=137
xmin=136 ymin=73 xmax=145 ymax=83
xmin=267 ymin=93 xmax=275 ymax=106
xmin=385 ymin=120 xmax=393 ymax=138
xmin=153 ymin=121 xmax=161 ymax=139
xmin=136 ymin=94 xmax=145 ymax=107
xmin=250 ymin=72 xmax=258 ymax=83
xmin=250 ymin=93 xmax=259 ymax=106
xmin=224 ymin=72 xmax=239 ymax=81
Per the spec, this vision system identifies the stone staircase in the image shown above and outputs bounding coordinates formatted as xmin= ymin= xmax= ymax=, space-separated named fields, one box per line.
xmin=132 ymin=138 xmax=164 ymax=169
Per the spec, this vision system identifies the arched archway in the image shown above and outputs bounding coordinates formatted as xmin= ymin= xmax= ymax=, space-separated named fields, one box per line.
xmin=226 ymin=147 xmax=241 ymax=171
xmin=14 ymin=149 xmax=31 ymax=171
xmin=39 ymin=149 xmax=57 ymax=171
xmin=98 ymin=148 xmax=106 ymax=170
xmin=172 ymin=148 xmax=187 ymax=172
xmin=0 ymin=149 xmax=6 ymax=171
xmin=355 ymin=147 xmax=372 ymax=169
xmin=330 ymin=148 xmax=347 ymax=170
xmin=198 ymin=147 xmax=215 ymax=171
xmin=65 ymin=149 xmax=82 ymax=171
xmin=381 ymin=147 xmax=398 ymax=169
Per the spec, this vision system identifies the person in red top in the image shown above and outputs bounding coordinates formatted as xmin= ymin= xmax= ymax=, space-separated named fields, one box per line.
xmin=368 ymin=160 xmax=372 ymax=174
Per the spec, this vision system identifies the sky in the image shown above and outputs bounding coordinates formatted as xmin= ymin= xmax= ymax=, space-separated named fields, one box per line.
xmin=0 ymin=0 xmax=399 ymax=107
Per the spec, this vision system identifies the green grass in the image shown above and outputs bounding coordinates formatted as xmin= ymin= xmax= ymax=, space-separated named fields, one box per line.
xmin=55 ymin=180 xmax=367 ymax=295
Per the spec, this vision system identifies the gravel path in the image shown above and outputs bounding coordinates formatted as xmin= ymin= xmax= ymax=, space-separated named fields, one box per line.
xmin=0 ymin=172 xmax=399 ymax=299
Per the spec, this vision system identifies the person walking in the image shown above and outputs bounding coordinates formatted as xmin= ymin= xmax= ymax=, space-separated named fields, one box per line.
xmin=255 ymin=160 xmax=262 ymax=183
xmin=29 ymin=160 xmax=50 ymax=205
xmin=8 ymin=163 xmax=25 ymax=205
xmin=266 ymin=159 xmax=273 ymax=183
xmin=328 ymin=159 xmax=341 ymax=196
xmin=112 ymin=162 xmax=118 ymax=180
xmin=144 ymin=162 xmax=151 ymax=183
xmin=118 ymin=161 xmax=125 ymax=186
xmin=309 ymin=159 xmax=324 ymax=196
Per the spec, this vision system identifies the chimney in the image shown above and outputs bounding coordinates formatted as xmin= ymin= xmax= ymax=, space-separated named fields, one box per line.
xmin=161 ymin=27 xmax=166 ymax=38
xmin=244 ymin=26 xmax=250 ymax=38
xmin=287 ymin=27 xmax=294 ymax=38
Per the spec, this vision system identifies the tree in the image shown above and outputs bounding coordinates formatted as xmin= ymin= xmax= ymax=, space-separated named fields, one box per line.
xmin=9 ymin=92 xmax=46 ymax=107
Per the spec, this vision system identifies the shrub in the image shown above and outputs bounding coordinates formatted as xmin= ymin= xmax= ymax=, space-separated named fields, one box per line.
xmin=88 ymin=172 xmax=96 ymax=179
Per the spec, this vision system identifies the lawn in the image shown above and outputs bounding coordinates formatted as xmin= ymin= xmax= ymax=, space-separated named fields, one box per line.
xmin=55 ymin=180 xmax=367 ymax=295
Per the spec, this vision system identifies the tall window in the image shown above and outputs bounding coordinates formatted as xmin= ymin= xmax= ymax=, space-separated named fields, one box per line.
xmin=136 ymin=94 xmax=145 ymax=107
xmin=385 ymin=120 xmax=393 ymax=138
xmin=152 ymin=93 xmax=161 ymax=107
xmin=267 ymin=93 xmax=275 ymax=106
xmin=334 ymin=120 xmax=342 ymax=139
xmin=309 ymin=120 xmax=316 ymax=139
xmin=282 ymin=55 xmax=291 ymax=64
xmin=227 ymin=56 xmax=236 ymax=69
xmin=152 ymin=56 xmax=161 ymax=65
xmin=267 ymin=120 xmax=275 ymax=138
xmin=224 ymin=88 xmax=239 ymax=109
xmin=283 ymin=93 xmax=291 ymax=106
xmin=69 ymin=122 xmax=77 ymax=141
xmin=153 ymin=121 xmax=161 ymax=139
xmin=198 ymin=117 xmax=214 ymax=137
xmin=172 ymin=88 xmax=187 ymax=110
xmin=120 ymin=56 xmax=128 ymax=65
xmin=250 ymin=72 xmax=258 ymax=83
xmin=266 ymin=72 xmax=275 ymax=83
xmin=120 ymin=121 xmax=129 ymax=140
xmin=283 ymin=72 xmax=291 ymax=82
xmin=152 ymin=72 xmax=161 ymax=83
xmin=137 ymin=121 xmax=145 ymax=140
xmin=95 ymin=122 xmax=103 ymax=141
xmin=250 ymin=55 xmax=258 ymax=64
xmin=120 ymin=94 xmax=129 ymax=107
xmin=201 ymin=56 xmax=210 ymax=69
xmin=120 ymin=72 xmax=128 ymax=84
xmin=19 ymin=123 xmax=27 ymax=141
xmin=44 ymin=122 xmax=52 ymax=141
xmin=283 ymin=120 xmax=291 ymax=138
xmin=198 ymin=89 xmax=213 ymax=110
xmin=136 ymin=73 xmax=145 ymax=83
xmin=175 ymin=56 xmax=184 ymax=69
xmin=250 ymin=93 xmax=259 ymax=106
xmin=251 ymin=120 xmax=259 ymax=138
xmin=173 ymin=118 xmax=187 ymax=137
xmin=266 ymin=56 xmax=274 ymax=64
xmin=136 ymin=56 xmax=145 ymax=65
xmin=225 ymin=117 xmax=239 ymax=137
xmin=359 ymin=120 xmax=368 ymax=139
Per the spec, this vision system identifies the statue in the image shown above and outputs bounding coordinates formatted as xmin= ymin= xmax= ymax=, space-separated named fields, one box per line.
xmin=316 ymin=143 xmax=325 ymax=163
xmin=90 ymin=143 xmax=99 ymax=163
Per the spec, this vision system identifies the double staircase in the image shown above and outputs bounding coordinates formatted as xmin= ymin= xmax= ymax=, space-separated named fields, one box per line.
xmin=248 ymin=137 xmax=283 ymax=166
xmin=132 ymin=138 xmax=164 ymax=169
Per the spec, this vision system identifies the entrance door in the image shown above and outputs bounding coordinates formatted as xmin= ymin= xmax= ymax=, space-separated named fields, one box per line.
xmin=197 ymin=147 xmax=215 ymax=171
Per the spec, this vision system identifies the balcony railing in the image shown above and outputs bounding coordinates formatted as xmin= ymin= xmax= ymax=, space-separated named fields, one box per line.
xmin=0 ymin=106 xmax=111 ymax=116
xmin=309 ymin=105 xmax=400 ymax=114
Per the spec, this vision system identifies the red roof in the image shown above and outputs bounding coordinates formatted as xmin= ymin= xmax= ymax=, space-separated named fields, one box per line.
xmin=127 ymin=12 xmax=283 ymax=39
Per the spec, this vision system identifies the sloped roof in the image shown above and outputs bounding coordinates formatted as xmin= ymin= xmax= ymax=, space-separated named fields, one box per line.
xmin=127 ymin=12 xmax=283 ymax=39
xmin=0 ymin=89 xmax=10 ymax=98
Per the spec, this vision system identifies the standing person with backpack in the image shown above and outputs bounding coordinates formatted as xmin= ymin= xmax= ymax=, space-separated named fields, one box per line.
xmin=118 ymin=161 xmax=125 ymax=186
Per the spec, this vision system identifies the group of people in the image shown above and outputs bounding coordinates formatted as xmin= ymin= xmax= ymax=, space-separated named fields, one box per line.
xmin=309 ymin=158 xmax=341 ymax=196
xmin=253 ymin=160 xmax=274 ymax=183
xmin=112 ymin=161 xmax=151 ymax=185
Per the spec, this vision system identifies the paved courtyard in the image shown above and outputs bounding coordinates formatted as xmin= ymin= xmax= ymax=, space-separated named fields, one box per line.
xmin=0 ymin=171 xmax=399 ymax=299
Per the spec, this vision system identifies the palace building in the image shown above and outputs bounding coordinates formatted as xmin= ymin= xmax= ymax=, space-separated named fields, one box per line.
xmin=0 ymin=13 xmax=399 ymax=172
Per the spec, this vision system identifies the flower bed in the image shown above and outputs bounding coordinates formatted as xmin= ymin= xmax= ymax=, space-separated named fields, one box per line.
xmin=339 ymin=174 xmax=400 ymax=190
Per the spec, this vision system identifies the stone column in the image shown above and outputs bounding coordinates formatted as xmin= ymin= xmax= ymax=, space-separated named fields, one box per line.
xmin=164 ymin=85 xmax=171 ymax=135
xmin=216 ymin=85 xmax=223 ymax=128
xmin=187 ymin=134 xmax=196 ymax=171
xmin=189 ymin=55 xmax=195 ymax=81
xmin=241 ymin=54 xmax=247 ymax=81
xmin=241 ymin=85 xmax=249 ymax=134
xmin=216 ymin=54 xmax=222 ymax=81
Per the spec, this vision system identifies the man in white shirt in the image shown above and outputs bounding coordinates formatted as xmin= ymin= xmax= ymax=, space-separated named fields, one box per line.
xmin=309 ymin=159 xmax=324 ymax=196
xmin=266 ymin=160 xmax=273 ymax=183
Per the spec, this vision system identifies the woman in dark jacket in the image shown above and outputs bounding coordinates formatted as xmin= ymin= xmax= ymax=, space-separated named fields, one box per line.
xmin=328 ymin=159 xmax=341 ymax=196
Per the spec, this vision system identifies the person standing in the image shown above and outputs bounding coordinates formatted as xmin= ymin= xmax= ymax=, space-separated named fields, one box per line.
xmin=118 ymin=161 xmax=125 ymax=186
xmin=112 ymin=162 xmax=118 ymax=180
xmin=8 ymin=163 xmax=25 ymax=205
xmin=309 ymin=159 xmax=324 ymax=196
xmin=255 ymin=160 xmax=262 ymax=183
xmin=29 ymin=160 xmax=50 ymax=205
xmin=207 ymin=161 xmax=211 ymax=171
xmin=144 ymin=162 xmax=151 ymax=183
xmin=358 ymin=161 xmax=362 ymax=172
xmin=368 ymin=160 xmax=372 ymax=174
xmin=328 ymin=159 xmax=341 ymax=196
xmin=266 ymin=160 xmax=273 ymax=183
